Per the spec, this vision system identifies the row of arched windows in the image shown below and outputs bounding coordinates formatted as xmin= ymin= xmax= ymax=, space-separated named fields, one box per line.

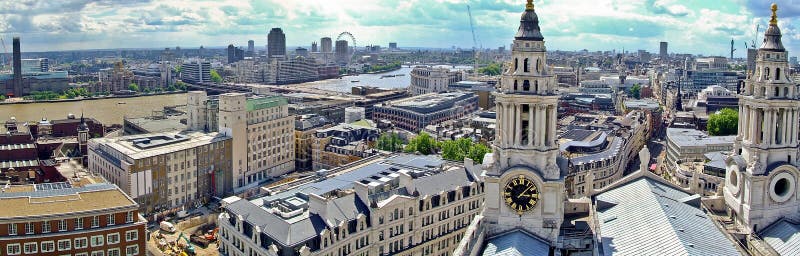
xmin=513 ymin=58 xmax=542 ymax=73
xmin=763 ymin=67 xmax=782 ymax=81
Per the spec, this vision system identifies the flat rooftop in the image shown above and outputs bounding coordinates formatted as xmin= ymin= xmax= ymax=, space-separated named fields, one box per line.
xmin=92 ymin=131 xmax=230 ymax=160
xmin=0 ymin=181 xmax=137 ymax=220
xmin=667 ymin=128 xmax=735 ymax=147
xmin=385 ymin=92 xmax=475 ymax=113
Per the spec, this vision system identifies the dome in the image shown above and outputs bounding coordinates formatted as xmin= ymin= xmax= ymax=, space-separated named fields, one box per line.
xmin=514 ymin=1 xmax=544 ymax=41
xmin=760 ymin=3 xmax=785 ymax=51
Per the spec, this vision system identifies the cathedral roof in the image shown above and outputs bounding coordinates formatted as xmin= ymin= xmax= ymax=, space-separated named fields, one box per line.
xmin=760 ymin=3 xmax=785 ymax=52
xmin=514 ymin=0 xmax=544 ymax=41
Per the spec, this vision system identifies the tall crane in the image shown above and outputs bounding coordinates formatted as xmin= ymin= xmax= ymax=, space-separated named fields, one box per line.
xmin=0 ymin=37 xmax=8 ymax=68
xmin=467 ymin=5 xmax=480 ymax=73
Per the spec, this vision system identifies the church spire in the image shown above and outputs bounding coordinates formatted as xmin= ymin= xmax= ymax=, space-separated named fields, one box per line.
xmin=760 ymin=3 xmax=785 ymax=51
xmin=769 ymin=3 xmax=778 ymax=25
xmin=515 ymin=0 xmax=544 ymax=41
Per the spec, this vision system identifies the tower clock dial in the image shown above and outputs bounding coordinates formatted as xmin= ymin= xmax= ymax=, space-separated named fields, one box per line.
xmin=504 ymin=175 xmax=539 ymax=214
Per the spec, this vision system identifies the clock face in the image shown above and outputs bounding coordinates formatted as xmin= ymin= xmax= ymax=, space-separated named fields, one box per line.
xmin=504 ymin=175 xmax=539 ymax=214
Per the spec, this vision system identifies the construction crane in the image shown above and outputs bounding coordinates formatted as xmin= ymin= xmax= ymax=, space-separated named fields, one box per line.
xmin=0 ymin=37 xmax=8 ymax=68
xmin=467 ymin=5 xmax=480 ymax=74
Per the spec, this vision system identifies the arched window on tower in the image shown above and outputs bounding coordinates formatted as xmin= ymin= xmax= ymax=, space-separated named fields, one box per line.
xmin=524 ymin=58 xmax=529 ymax=72
xmin=765 ymin=68 xmax=770 ymax=80
xmin=762 ymin=87 xmax=767 ymax=97
xmin=785 ymin=87 xmax=789 ymax=98
xmin=514 ymin=58 xmax=518 ymax=71
xmin=535 ymin=81 xmax=539 ymax=93
xmin=514 ymin=80 xmax=518 ymax=91
xmin=775 ymin=87 xmax=780 ymax=97
xmin=523 ymin=80 xmax=530 ymax=91
xmin=536 ymin=59 xmax=541 ymax=72
xmin=776 ymin=68 xmax=781 ymax=80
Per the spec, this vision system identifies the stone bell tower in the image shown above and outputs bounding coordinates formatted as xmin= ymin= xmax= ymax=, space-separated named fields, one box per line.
xmin=482 ymin=0 xmax=565 ymax=243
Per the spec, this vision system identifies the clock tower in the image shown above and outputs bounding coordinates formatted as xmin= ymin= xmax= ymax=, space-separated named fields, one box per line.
xmin=482 ymin=0 xmax=565 ymax=243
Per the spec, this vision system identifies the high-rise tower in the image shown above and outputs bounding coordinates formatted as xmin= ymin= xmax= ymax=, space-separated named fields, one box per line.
xmin=267 ymin=28 xmax=286 ymax=59
xmin=482 ymin=0 xmax=565 ymax=243
xmin=12 ymin=36 xmax=22 ymax=96
xmin=321 ymin=37 xmax=332 ymax=53
xmin=725 ymin=4 xmax=800 ymax=234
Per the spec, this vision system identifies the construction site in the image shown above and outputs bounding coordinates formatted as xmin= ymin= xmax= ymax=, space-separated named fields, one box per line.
xmin=147 ymin=213 xmax=220 ymax=256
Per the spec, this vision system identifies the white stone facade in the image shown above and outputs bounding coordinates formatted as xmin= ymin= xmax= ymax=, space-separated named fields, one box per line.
xmin=724 ymin=7 xmax=800 ymax=234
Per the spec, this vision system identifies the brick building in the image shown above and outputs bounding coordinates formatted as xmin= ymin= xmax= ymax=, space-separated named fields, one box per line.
xmin=0 ymin=180 xmax=146 ymax=256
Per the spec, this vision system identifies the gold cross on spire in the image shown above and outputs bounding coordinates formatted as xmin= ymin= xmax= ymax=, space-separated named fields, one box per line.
xmin=770 ymin=3 xmax=778 ymax=25
xmin=526 ymin=0 xmax=534 ymax=11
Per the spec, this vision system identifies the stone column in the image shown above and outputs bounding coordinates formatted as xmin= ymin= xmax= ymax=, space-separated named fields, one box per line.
xmin=783 ymin=108 xmax=789 ymax=145
xmin=765 ymin=109 xmax=772 ymax=146
xmin=738 ymin=105 xmax=744 ymax=139
xmin=548 ymin=105 xmax=556 ymax=147
xmin=537 ymin=105 xmax=545 ymax=147
xmin=506 ymin=102 xmax=513 ymax=146
xmin=743 ymin=106 xmax=750 ymax=141
xmin=496 ymin=103 xmax=502 ymax=145
xmin=515 ymin=104 xmax=522 ymax=146
xmin=528 ymin=104 xmax=534 ymax=147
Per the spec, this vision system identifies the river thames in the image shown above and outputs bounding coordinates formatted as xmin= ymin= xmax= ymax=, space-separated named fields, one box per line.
xmin=0 ymin=93 xmax=188 ymax=126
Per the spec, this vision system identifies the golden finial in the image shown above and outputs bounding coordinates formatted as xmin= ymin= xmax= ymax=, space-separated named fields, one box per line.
xmin=526 ymin=0 xmax=534 ymax=11
xmin=770 ymin=3 xmax=778 ymax=25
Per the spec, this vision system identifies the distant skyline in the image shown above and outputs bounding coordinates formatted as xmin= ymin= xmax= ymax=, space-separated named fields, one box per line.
xmin=1 ymin=0 xmax=798 ymax=57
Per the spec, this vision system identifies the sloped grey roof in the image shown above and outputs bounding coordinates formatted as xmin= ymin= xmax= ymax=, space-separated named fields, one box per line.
xmin=414 ymin=167 xmax=474 ymax=196
xmin=322 ymin=194 xmax=369 ymax=225
xmin=482 ymin=230 xmax=550 ymax=256
xmin=595 ymin=177 xmax=739 ymax=256
xmin=225 ymin=198 xmax=327 ymax=247
xmin=760 ymin=219 xmax=800 ymax=256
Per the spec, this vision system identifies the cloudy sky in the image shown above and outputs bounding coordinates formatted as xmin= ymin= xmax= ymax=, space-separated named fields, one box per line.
xmin=1 ymin=0 xmax=799 ymax=57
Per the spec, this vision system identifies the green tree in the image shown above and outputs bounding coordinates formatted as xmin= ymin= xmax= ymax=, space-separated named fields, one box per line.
xmin=174 ymin=81 xmax=187 ymax=91
xmin=628 ymin=84 xmax=641 ymax=99
xmin=405 ymin=132 xmax=437 ymax=155
xmin=0 ymin=95 xmax=5 ymax=101
xmin=477 ymin=63 xmax=502 ymax=76
xmin=441 ymin=137 xmax=492 ymax=164
xmin=210 ymin=69 xmax=222 ymax=83
xmin=128 ymin=83 xmax=140 ymax=92
xmin=707 ymin=108 xmax=739 ymax=136
xmin=376 ymin=132 xmax=404 ymax=152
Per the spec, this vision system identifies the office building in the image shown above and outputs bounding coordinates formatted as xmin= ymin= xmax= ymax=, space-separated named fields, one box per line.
xmin=659 ymin=41 xmax=668 ymax=61
xmin=227 ymin=44 xmax=245 ymax=64
xmin=218 ymin=154 xmax=485 ymax=256
xmin=320 ymin=37 xmax=333 ymax=53
xmin=20 ymin=58 xmax=48 ymax=73
xmin=408 ymin=66 xmax=464 ymax=95
xmin=665 ymin=128 xmax=734 ymax=192
xmin=247 ymin=40 xmax=255 ymax=56
xmin=335 ymin=40 xmax=349 ymax=65
xmin=295 ymin=47 xmax=308 ymax=57
xmin=268 ymin=28 xmax=286 ymax=59
xmin=311 ymin=42 xmax=318 ymax=52
xmin=181 ymin=59 xmax=211 ymax=84
xmin=0 ymin=180 xmax=146 ymax=256
xmin=294 ymin=114 xmax=333 ymax=171
xmin=216 ymin=93 xmax=295 ymax=194
xmin=389 ymin=42 xmax=398 ymax=51
xmin=267 ymin=57 xmax=320 ymax=85
xmin=88 ymin=131 xmax=233 ymax=214
xmin=311 ymin=123 xmax=380 ymax=171
xmin=373 ymin=92 xmax=479 ymax=132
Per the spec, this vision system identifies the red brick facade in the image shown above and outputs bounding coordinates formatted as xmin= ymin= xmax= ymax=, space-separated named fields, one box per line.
xmin=0 ymin=211 xmax=146 ymax=256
